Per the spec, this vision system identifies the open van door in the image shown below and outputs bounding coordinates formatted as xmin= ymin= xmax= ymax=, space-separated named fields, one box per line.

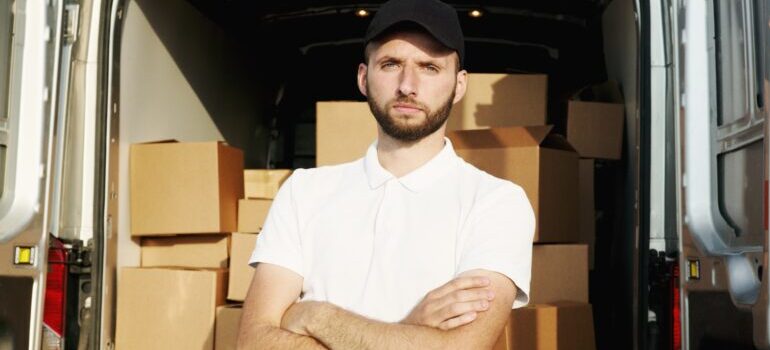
xmin=678 ymin=0 xmax=770 ymax=348
xmin=0 ymin=1 xmax=67 ymax=349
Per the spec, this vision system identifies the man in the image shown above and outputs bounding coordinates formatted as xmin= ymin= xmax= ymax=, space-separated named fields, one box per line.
xmin=237 ymin=0 xmax=535 ymax=348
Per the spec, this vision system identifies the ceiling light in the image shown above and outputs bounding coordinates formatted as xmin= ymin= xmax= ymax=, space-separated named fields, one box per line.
xmin=356 ymin=9 xmax=370 ymax=17
xmin=469 ymin=9 xmax=483 ymax=18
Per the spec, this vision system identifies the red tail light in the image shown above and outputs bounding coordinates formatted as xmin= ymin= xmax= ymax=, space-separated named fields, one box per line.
xmin=671 ymin=262 xmax=681 ymax=350
xmin=43 ymin=238 xmax=68 ymax=337
xmin=762 ymin=180 xmax=767 ymax=230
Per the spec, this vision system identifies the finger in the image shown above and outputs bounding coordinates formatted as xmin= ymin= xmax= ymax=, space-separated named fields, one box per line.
xmin=428 ymin=276 xmax=491 ymax=300
xmin=452 ymin=288 xmax=495 ymax=303
xmin=438 ymin=312 xmax=478 ymax=331
xmin=438 ymin=299 xmax=490 ymax=321
xmin=429 ymin=288 xmax=494 ymax=314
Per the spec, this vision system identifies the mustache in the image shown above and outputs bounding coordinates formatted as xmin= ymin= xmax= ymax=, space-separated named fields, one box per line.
xmin=388 ymin=97 xmax=428 ymax=111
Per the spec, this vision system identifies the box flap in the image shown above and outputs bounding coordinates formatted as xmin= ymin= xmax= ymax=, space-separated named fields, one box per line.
xmin=133 ymin=139 xmax=179 ymax=145
xmin=448 ymin=125 xmax=554 ymax=149
xmin=132 ymin=140 xmax=232 ymax=147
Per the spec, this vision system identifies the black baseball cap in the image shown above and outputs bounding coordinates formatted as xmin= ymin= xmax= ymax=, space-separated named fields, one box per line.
xmin=364 ymin=0 xmax=465 ymax=67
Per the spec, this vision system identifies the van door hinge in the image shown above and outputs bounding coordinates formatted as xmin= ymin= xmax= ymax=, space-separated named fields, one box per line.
xmin=64 ymin=4 xmax=80 ymax=44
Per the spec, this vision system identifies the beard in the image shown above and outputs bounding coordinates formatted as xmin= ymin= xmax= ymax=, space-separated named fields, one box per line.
xmin=366 ymin=85 xmax=455 ymax=143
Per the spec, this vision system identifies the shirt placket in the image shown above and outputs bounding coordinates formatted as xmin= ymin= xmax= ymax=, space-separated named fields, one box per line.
xmin=373 ymin=179 xmax=392 ymax=245
xmin=355 ymin=179 xmax=392 ymax=312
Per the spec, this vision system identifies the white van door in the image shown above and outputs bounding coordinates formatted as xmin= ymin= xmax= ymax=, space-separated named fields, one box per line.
xmin=678 ymin=0 xmax=769 ymax=348
xmin=0 ymin=1 xmax=67 ymax=349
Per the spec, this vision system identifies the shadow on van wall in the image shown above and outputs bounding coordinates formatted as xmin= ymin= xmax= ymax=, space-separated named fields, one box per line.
xmin=127 ymin=0 xmax=273 ymax=168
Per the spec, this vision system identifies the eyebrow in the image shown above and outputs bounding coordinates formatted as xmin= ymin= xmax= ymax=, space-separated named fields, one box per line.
xmin=376 ymin=55 xmax=403 ymax=65
xmin=375 ymin=55 xmax=445 ymax=68
xmin=417 ymin=60 xmax=444 ymax=69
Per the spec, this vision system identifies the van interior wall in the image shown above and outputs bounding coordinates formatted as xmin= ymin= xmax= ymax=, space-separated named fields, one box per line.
xmin=117 ymin=0 xmax=271 ymax=268
xmin=595 ymin=0 xmax=638 ymax=349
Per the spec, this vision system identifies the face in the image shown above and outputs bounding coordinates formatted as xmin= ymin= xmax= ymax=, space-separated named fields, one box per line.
xmin=358 ymin=30 xmax=467 ymax=142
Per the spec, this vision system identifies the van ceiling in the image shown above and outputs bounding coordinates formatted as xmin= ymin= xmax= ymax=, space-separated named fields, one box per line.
xmin=185 ymin=0 xmax=612 ymax=105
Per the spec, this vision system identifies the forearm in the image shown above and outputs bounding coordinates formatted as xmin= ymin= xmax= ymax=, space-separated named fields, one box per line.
xmin=238 ymin=324 xmax=329 ymax=350
xmin=307 ymin=304 xmax=453 ymax=350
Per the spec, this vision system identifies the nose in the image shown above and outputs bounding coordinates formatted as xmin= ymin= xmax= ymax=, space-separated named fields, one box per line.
xmin=397 ymin=65 xmax=419 ymax=97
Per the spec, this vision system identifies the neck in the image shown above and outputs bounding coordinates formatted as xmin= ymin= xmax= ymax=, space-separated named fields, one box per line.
xmin=376 ymin=125 xmax=447 ymax=178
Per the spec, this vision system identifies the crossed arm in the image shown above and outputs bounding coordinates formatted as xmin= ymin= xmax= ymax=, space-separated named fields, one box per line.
xmin=236 ymin=263 xmax=516 ymax=350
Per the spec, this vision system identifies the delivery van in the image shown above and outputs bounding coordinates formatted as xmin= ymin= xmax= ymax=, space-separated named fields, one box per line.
xmin=0 ymin=0 xmax=767 ymax=349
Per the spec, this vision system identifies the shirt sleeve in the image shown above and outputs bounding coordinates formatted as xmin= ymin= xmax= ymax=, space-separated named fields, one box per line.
xmin=456 ymin=182 xmax=536 ymax=309
xmin=248 ymin=172 xmax=305 ymax=278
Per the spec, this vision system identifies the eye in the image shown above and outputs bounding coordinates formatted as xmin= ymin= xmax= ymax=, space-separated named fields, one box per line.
xmin=381 ymin=62 xmax=400 ymax=70
xmin=423 ymin=65 xmax=440 ymax=73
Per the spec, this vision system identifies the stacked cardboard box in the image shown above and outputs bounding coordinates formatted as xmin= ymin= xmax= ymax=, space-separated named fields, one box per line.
xmin=446 ymin=73 xmax=548 ymax=130
xmin=317 ymin=73 xmax=604 ymax=349
xmin=448 ymin=126 xmax=579 ymax=243
xmin=315 ymin=74 xmax=549 ymax=166
xmin=118 ymin=141 xmax=243 ymax=350
xmin=228 ymin=231 xmax=259 ymax=302
xmin=215 ymin=305 xmax=243 ymax=350
xmin=566 ymin=81 xmax=626 ymax=269
xmin=566 ymin=80 xmax=625 ymax=161
xmin=493 ymin=302 xmax=597 ymax=350
xmin=117 ymin=268 xmax=228 ymax=350
xmin=129 ymin=141 xmax=243 ymax=236
xmin=316 ymin=102 xmax=378 ymax=166
xmin=141 ymin=235 xmax=229 ymax=269
xmin=121 ymin=142 xmax=295 ymax=349
xmin=230 ymin=169 xmax=292 ymax=302
xmin=244 ymin=169 xmax=292 ymax=199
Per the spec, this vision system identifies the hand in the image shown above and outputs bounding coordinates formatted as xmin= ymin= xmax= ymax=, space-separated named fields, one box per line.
xmin=401 ymin=276 xmax=496 ymax=330
xmin=281 ymin=301 xmax=325 ymax=336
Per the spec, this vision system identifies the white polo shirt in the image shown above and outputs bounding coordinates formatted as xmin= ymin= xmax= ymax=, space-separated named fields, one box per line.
xmin=249 ymin=138 xmax=535 ymax=323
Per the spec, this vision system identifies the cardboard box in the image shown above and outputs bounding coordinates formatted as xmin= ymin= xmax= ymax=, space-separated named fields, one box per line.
xmin=572 ymin=80 xmax=624 ymax=103
xmin=316 ymin=75 xmax=547 ymax=165
xmin=530 ymin=244 xmax=588 ymax=304
xmin=130 ymin=141 xmax=244 ymax=236
xmin=447 ymin=73 xmax=548 ymax=131
xmin=493 ymin=302 xmax=596 ymax=350
xmin=578 ymin=160 xmax=596 ymax=269
xmin=447 ymin=126 xmax=579 ymax=242
xmin=244 ymin=169 xmax=292 ymax=199
xmin=116 ymin=268 xmax=228 ymax=350
xmin=566 ymin=101 xmax=624 ymax=160
xmin=316 ymin=101 xmax=378 ymax=166
xmin=228 ymin=233 xmax=258 ymax=301
xmin=237 ymin=200 xmax=271 ymax=233
xmin=141 ymin=235 xmax=230 ymax=269
xmin=215 ymin=305 xmax=242 ymax=350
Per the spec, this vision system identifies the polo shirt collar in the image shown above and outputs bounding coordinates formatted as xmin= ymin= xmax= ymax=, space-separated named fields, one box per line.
xmin=363 ymin=138 xmax=458 ymax=193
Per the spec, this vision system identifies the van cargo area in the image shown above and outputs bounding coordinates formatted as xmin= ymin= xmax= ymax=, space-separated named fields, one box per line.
xmin=4 ymin=0 xmax=769 ymax=349
xmin=116 ymin=1 xmax=638 ymax=349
